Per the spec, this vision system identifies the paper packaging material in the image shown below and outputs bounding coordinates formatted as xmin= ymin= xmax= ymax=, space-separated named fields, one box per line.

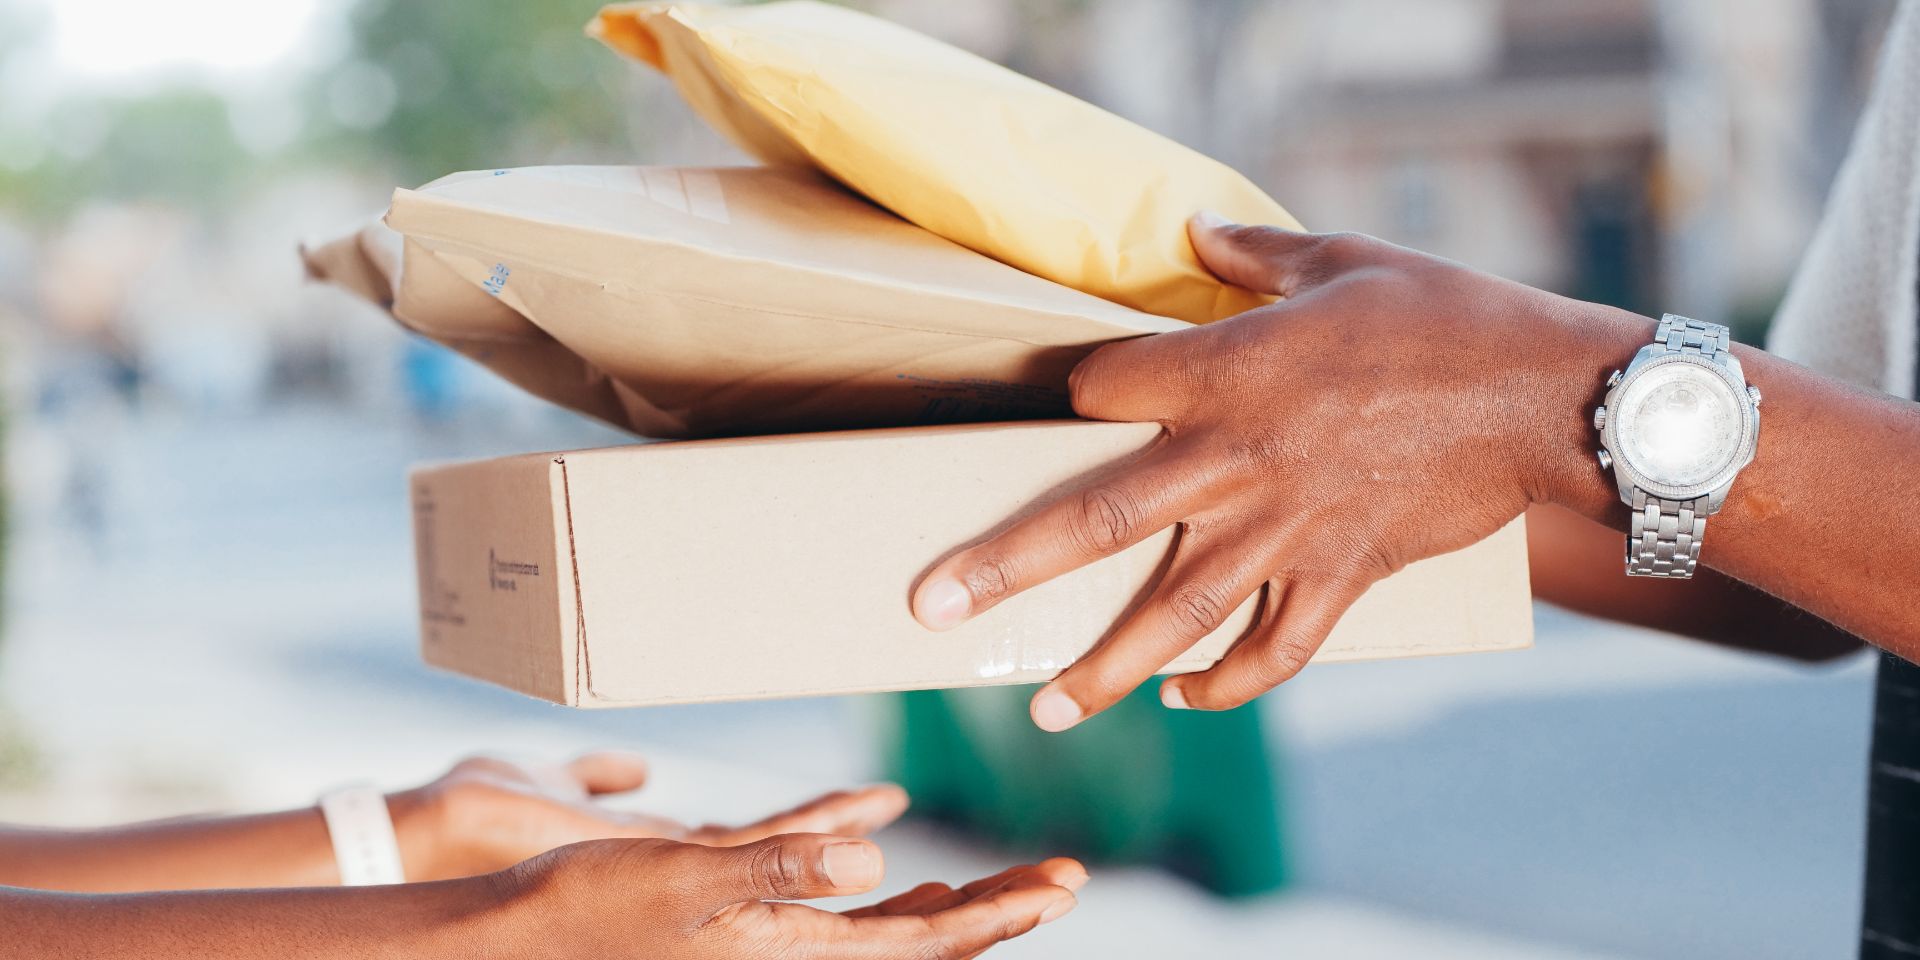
xmin=412 ymin=420 xmax=1532 ymax=708
xmin=592 ymin=1 xmax=1306 ymax=325
xmin=305 ymin=165 xmax=1184 ymax=439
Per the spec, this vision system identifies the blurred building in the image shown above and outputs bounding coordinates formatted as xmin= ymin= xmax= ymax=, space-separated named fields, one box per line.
xmin=2 ymin=0 xmax=1902 ymax=421
xmin=881 ymin=0 xmax=1898 ymax=335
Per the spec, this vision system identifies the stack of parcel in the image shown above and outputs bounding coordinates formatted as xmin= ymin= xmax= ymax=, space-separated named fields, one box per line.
xmin=305 ymin=1 xmax=1533 ymax=708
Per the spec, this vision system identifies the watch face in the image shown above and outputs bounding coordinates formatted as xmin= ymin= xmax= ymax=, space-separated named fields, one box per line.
xmin=1614 ymin=361 xmax=1746 ymax=490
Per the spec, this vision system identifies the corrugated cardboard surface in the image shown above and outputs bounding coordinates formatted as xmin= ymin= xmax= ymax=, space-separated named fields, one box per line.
xmin=412 ymin=452 xmax=578 ymax=703
xmin=411 ymin=420 xmax=1533 ymax=707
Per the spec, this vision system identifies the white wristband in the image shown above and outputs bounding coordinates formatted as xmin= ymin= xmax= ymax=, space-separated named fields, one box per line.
xmin=318 ymin=784 xmax=407 ymax=886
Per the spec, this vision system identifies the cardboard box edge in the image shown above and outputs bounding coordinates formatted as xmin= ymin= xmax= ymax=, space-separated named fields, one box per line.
xmin=408 ymin=454 xmax=578 ymax=706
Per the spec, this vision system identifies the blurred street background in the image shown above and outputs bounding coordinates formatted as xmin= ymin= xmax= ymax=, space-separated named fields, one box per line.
xmin=0 ymin=0 xmax=1904 ymax=957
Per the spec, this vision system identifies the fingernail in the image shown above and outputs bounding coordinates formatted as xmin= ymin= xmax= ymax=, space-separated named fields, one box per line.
xmin=1039 ymin=893 xmax=1078 ymax=925
xmin=822 ymin=842 xmax=880 ymax=888
xmin=1191 ymin=209 xmax=1234 ymax=231
xmin=915 ymin=577 xmax=971 ymax=631
xmin=1030 ymin=688 xmax=1084 ymax=733
xmin=1160 ymin=683 xmax=1190 ymax=710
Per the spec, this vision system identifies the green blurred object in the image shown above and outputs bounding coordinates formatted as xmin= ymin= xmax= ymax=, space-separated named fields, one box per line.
xmin=884 ymin=684 xmax=1287 ymax=897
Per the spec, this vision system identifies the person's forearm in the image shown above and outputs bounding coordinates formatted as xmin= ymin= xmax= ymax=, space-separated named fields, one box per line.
xmin=0 ymin=791 xmax=457 ymax=893
xmin=1537 ymin=306 xmax=1920 ymax=660
xmin=0 ymin=809 xmax=342 ymax=892
xmin=906 ymin=220 xmax=1918 ymax=724
xmin=0 ymin=879 xmax=509 ymax=960
xmin=1526 ymin=503 xmax=1865 ymax=661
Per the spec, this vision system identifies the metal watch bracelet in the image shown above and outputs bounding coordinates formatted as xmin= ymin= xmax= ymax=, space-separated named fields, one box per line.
xmin=1623 ymin=315 xmax=1731 ymax=578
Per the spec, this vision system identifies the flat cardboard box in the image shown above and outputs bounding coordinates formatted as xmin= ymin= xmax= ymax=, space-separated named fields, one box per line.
xmin=411 ymin=420 xmax=1532 ymax=707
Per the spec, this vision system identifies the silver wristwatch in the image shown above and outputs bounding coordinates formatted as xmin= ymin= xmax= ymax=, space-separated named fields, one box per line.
xmin=1593 ymin=314 xmax=1761 ymax=578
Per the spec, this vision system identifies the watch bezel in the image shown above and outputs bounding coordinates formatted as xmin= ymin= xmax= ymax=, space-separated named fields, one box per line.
xmin=1600 ymin=352 xmax=1758 ymax=501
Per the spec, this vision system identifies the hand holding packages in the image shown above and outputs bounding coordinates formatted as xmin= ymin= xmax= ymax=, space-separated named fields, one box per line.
xmin=301 ymin=6 xmax=1536 ymax=709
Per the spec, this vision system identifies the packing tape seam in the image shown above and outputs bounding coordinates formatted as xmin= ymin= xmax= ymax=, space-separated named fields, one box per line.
xmin=554 ymin=457 xmax=593 ymax=707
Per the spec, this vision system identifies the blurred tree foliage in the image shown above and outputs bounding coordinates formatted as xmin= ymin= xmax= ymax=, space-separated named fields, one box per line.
xmin=304 ymin=0 xmax=641 ymax=185
xmin=0 ymin=3 xmax=258 ymax=225
xmin=0 ymin=0 xmax=801 ymax=224
xmin=1 ymin=92 xmax=259 ymax=224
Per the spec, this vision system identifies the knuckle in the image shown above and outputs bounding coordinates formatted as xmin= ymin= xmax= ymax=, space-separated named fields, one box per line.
xmin=1251 ymin=630 xmax=1317 ymax=686
xmin=923 ymin=899 xmax=1023 ymax=958
xmin=1359 ymin=542 xmax=1403 ymax=578
xmin=1342 ymin=535 xmax=1402 ymax=579
xmin=962 ymin=553 xmax=1019 ymax=605
xmin=511 ymin=838 xmax=666 ymax=901
xmin=1167 ymin=581 xmax=1233 ymax=637
xmin=496 ymin=850 xmax=559 ymax=896
xmin=908 ymin=939 xmax=957 ymax=960
xmin=1232 ymin=224 xmax=1294 ymax=253
xmin=1296 ymin=231 xmax=1378 ymax=286
xmin=1071 ymin=485 xmax=1143 ymax=554
xmin=987 ymin=896 xmax=1035 ymax=941
xmin=746 ymin=840 xmax=812 ymax=897
xmin=1227 ymin=226 xmax=1297 ymax=290
xmin=1075 ymin=672 xmax=1128 ymax=706
xmin=613 ymin=837 xmax=680 ymax=872
xmin=909 ymin=930 xmax=961 ymax=960
xmin=1303 ymin=550 xmax=1385 ymax=598
xmin=1316 ymin=231 xmax=1376 ymax=257
xmin=1225 ymin=432 xmax=1297 ymax=475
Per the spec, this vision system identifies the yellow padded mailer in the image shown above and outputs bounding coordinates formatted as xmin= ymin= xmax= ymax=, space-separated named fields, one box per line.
xmin=592 ymin=0 xmax=1305 ymax=325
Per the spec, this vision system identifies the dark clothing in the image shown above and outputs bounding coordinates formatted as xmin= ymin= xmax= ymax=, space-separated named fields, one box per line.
xmin=1856 ymin=228 xmax=1920 ymax=960
xmin=1862 ymin=655 xmax=1920 ymax=958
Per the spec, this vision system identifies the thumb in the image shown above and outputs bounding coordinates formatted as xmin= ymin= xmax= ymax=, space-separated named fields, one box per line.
xmin=1188 ymin=211 xmax=1327 ymax=297
xmin=672 ymin=834 xmax=885 ymax=909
